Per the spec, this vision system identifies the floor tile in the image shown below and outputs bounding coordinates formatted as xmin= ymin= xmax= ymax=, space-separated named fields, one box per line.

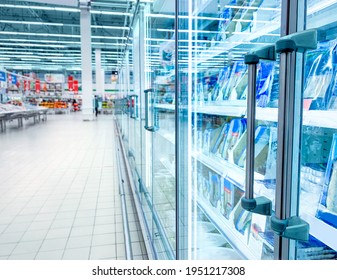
xmin=40 ymin=238 xmax=68 ymax=252
xmin=0 ymin=243 xmax=17 ymax=256
xmin=35 ymin=250 xmax=64 ymax=260
xmin=45 ymin=228 xmax=72 ymax=240
xmin=11 ymin=240 xmax=43 ymax=255
xmin=63 ymin=247 xmax=90 ymax=260
xmin=92 ymin=233 xmax=115 ymax=246
xmin=0 ymin=114 xmax=147 ymax=260
xmin=90 ymin=245 xmax=116 ymax=260
xmin=66 ymin=235 xmax=92 ymax=249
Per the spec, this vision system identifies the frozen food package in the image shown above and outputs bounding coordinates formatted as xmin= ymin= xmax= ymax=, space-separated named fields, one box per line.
xmin=264 ymin=126 xmax=278 ymax=180
xmin=222 ymin=177 xmax=244 ymax=219
xmin=211 ymin=122 xmax=230 ymax=155
xmin=256 ymin=62 xmax=275 ymax=108
xmin=216 ymin=0 xmax=236 ymax=42
xmin=303 ymin=39 xmax=337 ymax=110
xmin=221 ymin=118 xmax=247 ymax=161
xmin=209 ymin=172 xmax=222 ymax=208
xmin=229 ymin=125 xmax=269 ymax=174
xmin=203 ymin=124 xmax=222 ymax=155
xmin=316 ymin=134 xmax=337 ymax=229
xmin=301 ymin=126 xmax=334 ymax=165
xmin=211 ymin=66 xmax=230 ymax=101
xmin=225 ymin=61 xmax=246 ymax=100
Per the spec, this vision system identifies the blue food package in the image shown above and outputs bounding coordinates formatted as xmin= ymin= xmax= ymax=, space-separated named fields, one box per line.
xmin=223 ymin=61 xmax=247 ymax=100
xmin=216 ymin=0 xmax=236 ymax=41
xmin=211 ymin=66 xmax=230 ymax=101
xmin=316 ymin=134 xmax=337 ymax=229
xmin=221 ymin=118 xmax=247 ymax=160
xmin=209 ymin=172 xmax=222 ymax=208
xmin=211 ymin=122 xmax=230 ymax=154
xmin=303 ymin=39 xmax=337 ymax=110
xmin=256 ymin=62 xmax=275 ymax=107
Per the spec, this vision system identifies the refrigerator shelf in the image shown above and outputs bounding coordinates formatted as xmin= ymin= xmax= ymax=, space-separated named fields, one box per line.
xmin=302 ymin=213 xmax=337 ymax=252
xmin=194 ymin=152 xmax=275 ymax=203
xmin=195 ymin=23 xmax=280 ymax=65
xmin=197 ymin=194 xmax=257 ymax=260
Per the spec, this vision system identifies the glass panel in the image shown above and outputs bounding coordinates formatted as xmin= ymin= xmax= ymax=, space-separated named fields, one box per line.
xmin=295 ymin=0 xmax=337 ymax=260
xmin=144 ymin=1 xmax=176 ymax=259
xmin=177 ymin=0 xmax=281 ymax=259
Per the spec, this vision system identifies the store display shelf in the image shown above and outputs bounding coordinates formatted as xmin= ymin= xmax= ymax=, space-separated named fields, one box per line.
xmin=194 ymin=102 xmax=246 ymax=117
xmin=155 ymin=104 xmax=175 ymax=111
xmin=197 ymin=195 xmax=256 ymax=260
xmin=194 ymin=152 xmax=275 ymax=202
xmin=256 ymin=107 xmax=337 ymax=129
xmin=303 ymin=110 xmax=337 ymax=129
xmin=196 ymin=22 xmax=280 ymax=64
xmin=302 ymin=213 xmax=337 ymax=252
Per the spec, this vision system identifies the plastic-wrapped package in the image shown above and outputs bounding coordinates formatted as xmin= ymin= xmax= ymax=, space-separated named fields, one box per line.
xmin=221 ymin=0 xmax=264 ymax=40
xmin=223 ymin=61 xmax=247 ymax=100
xmin=303 ymin=39 xmax=337 ymax=110
xmin=256 ymin=62 xmax=275 ymax=107
xmin=221 ymin=118 xmax=247 ymax=160
xmin=216 ymin=0 xmax=236 ymax=42
xmin=239 ymin=61 xmax=274 ymax=107
xmin=316 ymin=134 xmax=337 ymax=229
xmin=211 ymin=66 xmax=230 ymax=101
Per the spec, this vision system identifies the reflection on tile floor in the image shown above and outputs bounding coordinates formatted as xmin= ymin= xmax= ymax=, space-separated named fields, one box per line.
xmin=0 ymin=113 xmax=148 ymax=260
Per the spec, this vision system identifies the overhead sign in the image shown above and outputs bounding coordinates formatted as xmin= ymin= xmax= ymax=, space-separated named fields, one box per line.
xmin=45 ymin=73 xmax=65 ymax=83
xmin=7 ymin=73 xmax=17 ymax=84
xmin=0 ymin=71 xmax=6 ymax=82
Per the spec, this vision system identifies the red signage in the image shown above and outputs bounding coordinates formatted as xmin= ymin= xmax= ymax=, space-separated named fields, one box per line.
xmin=68 ymin=76 xmax=74 ymax=92
xmin=35 ymin=79 xmax=41 ymax=93
xmin=24 ymin=80 xmax=28 ymax=91
xmin=73 ymin=80 xmax=78 ymax=94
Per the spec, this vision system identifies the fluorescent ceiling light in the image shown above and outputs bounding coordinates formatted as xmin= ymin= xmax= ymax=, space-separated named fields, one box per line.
xmin=0 ymin=4 xmax=78 ymax=12
xmin=0 ymin=42 xmax=66 ymax=48
xmin=0 ymin=57 xmax=10 ymax=60
xmin=223 ymin=5 xmax=280 ymax=11
xmin=91 ymin=10 xmax=131 ymax=16
xmin=0 ymin=19 xmax=129 ymax=30
xmin=0 ymin=20 xmax=64 ymax=26
xmin=0 ymin=31 xmax=128 ymax=41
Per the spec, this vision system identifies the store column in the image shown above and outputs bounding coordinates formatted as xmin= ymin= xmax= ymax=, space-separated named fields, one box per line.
xmin=80 ymin=0 xmax=93 ymax=120
xmin=95 ymin=49 xmax=105 ymax=97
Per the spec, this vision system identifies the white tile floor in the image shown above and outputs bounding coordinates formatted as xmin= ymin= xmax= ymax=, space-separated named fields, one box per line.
xmin=0 ymin=112 xmax=148 ymax=260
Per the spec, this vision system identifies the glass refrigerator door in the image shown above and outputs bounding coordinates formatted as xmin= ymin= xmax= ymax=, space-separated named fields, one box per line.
xmin=144 ymin=1 xmax=176 ymax=259
xmin=177 ymin=0 xmax=281 ymax=259
xmin=290 ymin=0 xmax=337 ymax=260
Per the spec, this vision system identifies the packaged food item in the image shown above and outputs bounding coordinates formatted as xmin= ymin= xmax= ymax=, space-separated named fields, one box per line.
xmin=303 ymin=39 xmax=337 ymax=110
xmin=316 ymin=134 xmax=337 ymax=229
xmin=203 ymin=123 xmax=222 ymax=155
xmin=209 ymin=172 xmax=222 ymax=209
xmin=221 ymin=118 xmax=247 ymax=160
xmin=211 ymin=122 xmax=230 ymax=155
xmin=222 ymin=177 xmax=244 ymax=219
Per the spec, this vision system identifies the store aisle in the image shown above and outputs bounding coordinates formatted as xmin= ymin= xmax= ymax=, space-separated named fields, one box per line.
xmin=0 ymin=113 xmax=148 ymax=260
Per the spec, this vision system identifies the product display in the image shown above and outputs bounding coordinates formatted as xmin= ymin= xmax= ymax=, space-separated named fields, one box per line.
xmin=114 ymin=0 xmax=337 ymax=261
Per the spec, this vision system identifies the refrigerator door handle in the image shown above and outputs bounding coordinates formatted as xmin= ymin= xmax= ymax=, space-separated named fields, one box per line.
xmin=144 ymin=88 xmax=158 ymax=132
xmin=270 ymin=29 xmax=317 ymax=242
xmin=241 ymin=45 xmax=276 ymax=216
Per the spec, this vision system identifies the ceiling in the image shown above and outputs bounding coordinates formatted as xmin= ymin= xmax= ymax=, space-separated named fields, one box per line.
xmin=0 ymin=0 xmax=142 ymax=74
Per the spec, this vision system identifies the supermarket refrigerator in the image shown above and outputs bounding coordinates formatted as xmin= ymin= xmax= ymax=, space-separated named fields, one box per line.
xmin=117 ymin=0 xmax=337 ymax=260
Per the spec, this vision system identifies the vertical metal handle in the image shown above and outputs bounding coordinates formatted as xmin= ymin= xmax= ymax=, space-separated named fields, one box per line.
xmin=271 ymin=29 xmax=317 ymax=243
xmin=144 ymin=89 xmax=157 ymax=132
xmin=241 ymin=45 xmax=276 ymax=216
